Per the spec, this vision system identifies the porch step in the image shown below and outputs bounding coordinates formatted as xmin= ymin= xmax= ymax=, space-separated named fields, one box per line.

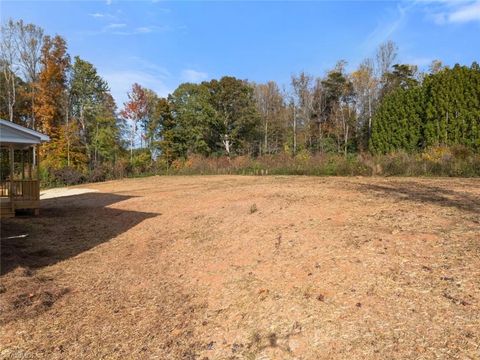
xmin=0 ymin=199 xmax=14 ymax=218
xmin=0 ymin=207 xmax=14 ymax=218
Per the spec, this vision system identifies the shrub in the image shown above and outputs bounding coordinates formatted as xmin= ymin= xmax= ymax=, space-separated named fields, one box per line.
xmin=130 ymin=152 xmax=152 ymax=175
xmin=158 ymin=150 xmax=480 ymax=177
xmin=39 ymin=146 xmax=480 ymax=190
xmin=451 ymin=145 xmax=472 ymax=161
xmin=88 ymin=165 xmax=108 ymax=183
xmin=52 ymin=167 xmax=85 ymax=186
xmin=113 ymin=159 xmax=130 ymax=179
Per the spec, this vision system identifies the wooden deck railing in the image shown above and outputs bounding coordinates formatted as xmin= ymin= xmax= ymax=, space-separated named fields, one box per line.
xmin=0 ymin=180 xmax=40 ymax=200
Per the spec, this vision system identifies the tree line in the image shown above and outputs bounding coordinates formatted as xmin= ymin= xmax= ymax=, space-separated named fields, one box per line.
xmin=1 ymin=19 xmax=121 ymax=174
xmin=1 ymin=19 xmax=479 ymax=180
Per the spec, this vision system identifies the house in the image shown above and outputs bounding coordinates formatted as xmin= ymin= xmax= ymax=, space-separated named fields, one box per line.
xmin=0 ymin=119 xmax=50 ymax=218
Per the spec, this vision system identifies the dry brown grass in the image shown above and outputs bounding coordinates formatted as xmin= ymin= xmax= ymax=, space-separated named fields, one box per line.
xmin=1 ymin=175 xmax=479 ymax=359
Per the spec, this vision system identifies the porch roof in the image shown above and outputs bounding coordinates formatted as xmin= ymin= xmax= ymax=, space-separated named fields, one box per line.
xmin=0 ymin=119 xmax=50 ymax=147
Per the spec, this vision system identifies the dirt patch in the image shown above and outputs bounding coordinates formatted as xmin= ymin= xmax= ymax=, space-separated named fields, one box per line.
xmin=1 ymin=176 xmax=479 ymax=359
xmin=0 ymin=267 xmax=69 ymax=325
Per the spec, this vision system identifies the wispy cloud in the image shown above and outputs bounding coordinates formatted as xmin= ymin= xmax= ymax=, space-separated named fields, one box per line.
xmin=450 ymin=2 xmax=480 ymax=23
xmin=112 ymin=25 xmax=170 ymax=35
xmin=79 ymin=24 xmax=170 ymax=36
xmin=362 ymin=3 xmax=414 ymax=54
xmin=100 ymin=57 xmax=172 ymax=105
xmin=127 ymin=56 xmax=171 ymax=78
xmin=88 ymin=11 xmax=118 ymax=20
xmin=102 ymin=70 xmax=171 ymax=106
xmin=106 ymin=23 xmax=126 ymax=29
xmin=135 ymin=26 xmax=154 ymax=34
xmin=426 ymin=0 xmax=480 ymax=24
xmin=181 ymin=69 xmax=208 ymax=83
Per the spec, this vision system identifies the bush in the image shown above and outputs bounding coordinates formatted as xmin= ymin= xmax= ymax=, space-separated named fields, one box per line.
xmin=130 ymin=151 xmax=152 ymax=175
xmin=88 ymin=165 xmax=108 ymax=183
xmin=378 ymin=152 xmax=412 ymax=176
xmin=159 ymin=149 xmax=480 ymax=178
xmin=52 ymin=167 xmax=86 ymax=186
xmin=39 ymin=146 xmax=480 ymax=190
xmin=113 ymin=159 xmax=130 ymax=179
xmin=450 ymin=145 xmax=472 ymax=161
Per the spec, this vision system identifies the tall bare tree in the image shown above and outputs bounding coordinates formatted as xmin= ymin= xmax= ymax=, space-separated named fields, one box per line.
xmin=0 ymin=20 xmax=20 ymax=122
xmin=254 ymin=81 xmax=286 ymax=154
xmin=17 ymin=20 xmax=44 ymax=129
xmin=352 ymin=58 xmax=377 ymax=147
xmin=291 ymin=72 xmax=314 ymax=152
xmin=376 ymin=40 xmax=398 ymax=79
xmin=376 ymin=40 xmax=398 ymax=99
xmin=0 ymin=19 xmax=44 ymax=125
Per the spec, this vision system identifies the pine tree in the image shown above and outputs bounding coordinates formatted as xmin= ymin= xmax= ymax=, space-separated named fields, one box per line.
xmin=370 ymin=86 xmax=424 ymax=153
xmin=424 ymin=64 xmax=480 ymax=150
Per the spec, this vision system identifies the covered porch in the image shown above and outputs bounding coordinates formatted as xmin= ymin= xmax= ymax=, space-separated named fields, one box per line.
xmin=0 ymin=119 xmax=49 ymax=218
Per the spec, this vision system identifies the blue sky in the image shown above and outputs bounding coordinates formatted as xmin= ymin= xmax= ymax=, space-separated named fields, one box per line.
xmin=2 ymin=0 xmax=479 ymax=105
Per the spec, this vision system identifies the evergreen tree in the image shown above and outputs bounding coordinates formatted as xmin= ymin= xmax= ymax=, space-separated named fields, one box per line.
xmin=370 ymin=86 xmax=425 ymax=153
xmin=424 ymin=64 xmax=480 ymax=150
xmin=156 ymin=97 xmax=187 ymax=165
xmin=370 ymin=63 xmax=480 ymax=153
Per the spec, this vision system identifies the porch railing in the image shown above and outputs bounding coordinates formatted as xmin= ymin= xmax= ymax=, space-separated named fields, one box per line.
xmin=0 ymin=180 xmax=40 ymax=201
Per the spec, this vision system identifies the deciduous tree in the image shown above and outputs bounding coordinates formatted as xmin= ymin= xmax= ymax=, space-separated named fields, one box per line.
xmin=120 ymin=83 xmax=148 ymax=160
xmin=34 ymin=35 xmax=70 ymax=164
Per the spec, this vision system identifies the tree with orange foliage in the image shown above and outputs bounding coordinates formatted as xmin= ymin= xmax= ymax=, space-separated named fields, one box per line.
xmin=120 ymin=83 xmax=148 ymax=160
xmin=33 ymin=35 xmax=71 ymax=166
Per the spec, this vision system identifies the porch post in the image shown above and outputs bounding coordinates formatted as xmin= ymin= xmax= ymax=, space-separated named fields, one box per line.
xmin=28 ymin=147 xmax=33 ymax=180
xmin=33 ymin=143 xmax=36 ymax=167
xmin=34 ymin=145 xmax=41 ymax=215
xmin=37 ymin=145 xmax=41 ymax=180
xmin=9 ymin=145 xmax=14 ymax=213
xmin=21 ymin=149 xmax=25 ymax=180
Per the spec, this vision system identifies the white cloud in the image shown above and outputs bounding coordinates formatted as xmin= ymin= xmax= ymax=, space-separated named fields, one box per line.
xmin=106 ymin=0 xmax=112 ymax=5
xmin=427 ymin=0 xmax=480 ymax=24
xmin=448 ymin=1 xmax=480 ymax=23
xmin=181 ymin=69 xmax=208 ymax=83
xmin=110 ymin=25 xmax=170 ymax=36
xmin=106 ymin=23 xmax=126 ymax=29
xmin=79 ymin=24 xmax=169 ymax=36
xmin=88 ymin=12 xmax=119 ymax=20
xmin=135 ymin=26 xmax=153 ymax=34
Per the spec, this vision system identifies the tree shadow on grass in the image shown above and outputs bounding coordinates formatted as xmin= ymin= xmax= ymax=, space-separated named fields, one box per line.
xmin=358 ymin=181 xmax=480 ymax=215
xmin=1 ymin=192 xmax=159 ymax=275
